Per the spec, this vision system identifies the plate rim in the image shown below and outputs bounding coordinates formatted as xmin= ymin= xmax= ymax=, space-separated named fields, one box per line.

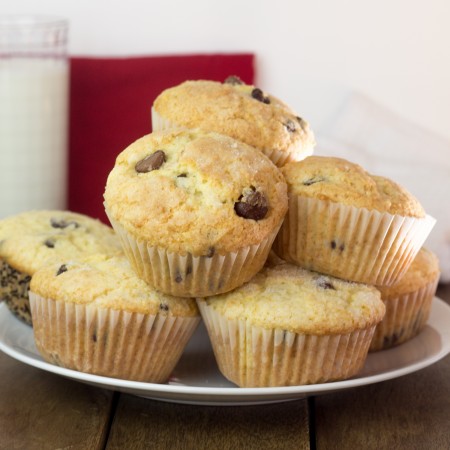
xmin=0 ymin=296 xmax=449 ymax=401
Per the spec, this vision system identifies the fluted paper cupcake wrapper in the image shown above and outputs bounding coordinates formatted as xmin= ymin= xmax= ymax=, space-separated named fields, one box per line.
xmin=370 ymin=277 xmax=439 ymax=351
xmin=29 ymin=292 xmax=200 ymax=383
xmin=197 ymin=300 xmax=376 ymax=387
xmin=106 ymin=211 xmax=279 ymax=297
xmin=273 ymin=195 xmax=436 ymax=286
xmin=151 ymin=107 xmax=313 ymax=168
xmin=151 ymin=107 xmax=175 ymax=132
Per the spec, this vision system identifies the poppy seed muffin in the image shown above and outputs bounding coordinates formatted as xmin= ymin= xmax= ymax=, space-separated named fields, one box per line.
xmin=104 ymin=128 xmax=288 ymax=297
xmin=197 ymin=262 xmax=385 ymax=387
xmin=370 ymin=247 xmax=440 ymax=351
xmin=274 ymin=156 xmax=436 ymax=286
xmin=29 ymin=254 xmax=200 ymax=382
xmin=151 ymin=77 xmax=315 ymax=167
xmin=0 ymin=210 xmax=122 ymax=324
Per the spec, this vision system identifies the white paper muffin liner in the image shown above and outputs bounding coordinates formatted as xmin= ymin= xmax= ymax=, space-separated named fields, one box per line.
xmin=151 ymin=107 xmax=175 ymax=132
xmin=197 ymin=300 xmax=376 ymax=387
xmin=370 ymin=277 xmax=439 ymax=351
xmin=151 ymin=107 xmax=313 ymax=167
xmin=29 ymin=292 xmax=200 ymax=383
xmin=273 ymin=195 xmax=436 ymax=286
xmin=106 ymin=211 xmax=279 ymax=298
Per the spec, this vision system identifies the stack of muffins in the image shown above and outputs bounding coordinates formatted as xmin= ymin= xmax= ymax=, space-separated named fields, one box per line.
xmin=0 ymin=76 xmax=438 ymax=387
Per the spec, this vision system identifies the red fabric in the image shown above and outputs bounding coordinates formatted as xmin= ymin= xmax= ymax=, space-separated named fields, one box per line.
xmin=68 ymin=53 xmax=255 ymax=223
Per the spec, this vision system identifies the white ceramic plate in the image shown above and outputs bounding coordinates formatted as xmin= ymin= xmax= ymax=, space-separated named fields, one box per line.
xmin=0 ymin=297 xmax=449 ymax=405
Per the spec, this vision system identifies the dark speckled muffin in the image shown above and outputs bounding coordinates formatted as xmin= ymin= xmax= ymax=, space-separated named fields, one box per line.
xmin=0 ymin=210 xmax=122 ymax=325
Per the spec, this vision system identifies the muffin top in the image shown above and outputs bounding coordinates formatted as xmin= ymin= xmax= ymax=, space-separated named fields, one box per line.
xmin=201 ymin=263 xmax=385 ymax=335
xmin=30 ymin=254 xmax=199 ymax=317
xmin=0 ymin=210 xmax=122 ymax=275
xmin=282 ymin=156 xmax=425 ymax=217
xmin=104 ymin=128 xmax=288 ymax=255
xmin=152 ymin=78 xmax=315 ymax=166
xmin=378 ymin=247 xmax=440 ymax=298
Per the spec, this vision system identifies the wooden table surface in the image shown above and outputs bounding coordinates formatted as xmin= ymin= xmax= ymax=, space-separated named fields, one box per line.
xmin=1 ymin=284 xmax=449 ymax=450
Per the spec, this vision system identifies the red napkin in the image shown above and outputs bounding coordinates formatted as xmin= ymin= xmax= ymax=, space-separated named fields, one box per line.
xmin=68 ymin=53 xmax=255 ymax=223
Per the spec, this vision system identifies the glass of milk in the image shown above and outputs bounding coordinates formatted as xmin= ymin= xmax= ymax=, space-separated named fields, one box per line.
xmin=0 ymin=15 xmax=69 ymax=218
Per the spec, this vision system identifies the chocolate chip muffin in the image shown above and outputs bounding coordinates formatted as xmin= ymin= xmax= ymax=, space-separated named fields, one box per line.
xmin=273 ymin=156 xmax=436 ymax=286
xmin=0 ymin=210 xmax=122 ymax=324
xmin=151 ymin=77 xmax=315 ymax=167
xmin=370 ymin=247 xmax=440 ymax=351
xmin=197 ymin=262 xmax=385 ymax=387
xmin=104 ymin=128 xmax=288 ymax=297
xmin=29 ymin=254 xmax=200 ymax=382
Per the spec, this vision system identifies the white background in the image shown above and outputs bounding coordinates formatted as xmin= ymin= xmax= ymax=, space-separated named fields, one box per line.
xmin=2 ymin=0 xmax=450 ymax=140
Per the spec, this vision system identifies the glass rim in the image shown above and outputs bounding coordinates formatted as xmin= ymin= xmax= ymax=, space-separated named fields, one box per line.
xmin=0 ymin=14 xmax=68 ymax=29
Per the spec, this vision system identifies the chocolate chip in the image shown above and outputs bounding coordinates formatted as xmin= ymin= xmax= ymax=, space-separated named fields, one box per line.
xmin=175 ymin=271 xmax=182 ymax=283
xmin=206 ymin=247 xmax=215 ymax=258
xmin=177 ymin=173 xmax=187 ymax=178
xmin=303 ymin=177 xmax=324 ymax=186
xmin=224 ymin=75 xmax=244 ymax=85
xmin=296 ymin=116 xmax=306 ymax=126
xmin=251 ymin=88 xmax=270 ymax=104
xmin=160 ymin=303 xmax=169 ymax=312
xmin=316 ymin=277 xmax=336 ymax=290
xmin=234 ymin=188 xmax=269 ymax=221
xmin=331 ymin=240 xmax=345 ymax=252
xmin=135 ymin=150 xmax=166 ymax=173
xmin=56 ymin=264 xmax=67 ymax=276
xmin=50 ymin=218 xmax=79 ymax=229
xmin=284 ymin=119 xmax=296 ymax=132
xmin=92 ymin=334 xmax=97 ymax=343
xmin=44 ymin=239 xmax=55 ymax=248
xmin=383 ymin=332 xmax=401 ymax=348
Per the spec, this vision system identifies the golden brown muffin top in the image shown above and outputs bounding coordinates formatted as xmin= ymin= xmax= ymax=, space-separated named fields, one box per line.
xmin=104 ymin=128 xmax=288 ymax=255
xmin=0 ymin=210 xmax=122 ymax=275
xmin=281 ymin=156 xmax=425 ymax=217
xmin=30 ymin=254 xmax=199 ymax=316
xmin=378 ymin=247 xmax=440 ymax=299
xmin=201 ymin=263 xmax=385 ymax=335
xmin=152 ymin=78 xmax=315 ymax=165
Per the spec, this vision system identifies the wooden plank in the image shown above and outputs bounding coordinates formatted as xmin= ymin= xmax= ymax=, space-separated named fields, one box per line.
xmin=0 ymin=351 xmax=114 ymax=449
xmin=315 ymin=355 xmax=450 ymax=449
xmin=314 ymin=284 xmax=450 ymax=449
xmin=106 ymin=396 xmax=310 ymax=450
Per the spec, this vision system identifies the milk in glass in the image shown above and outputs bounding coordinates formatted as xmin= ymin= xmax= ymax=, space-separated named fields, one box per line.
xmin=0 ymin=16 xmax=69 ymax=218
